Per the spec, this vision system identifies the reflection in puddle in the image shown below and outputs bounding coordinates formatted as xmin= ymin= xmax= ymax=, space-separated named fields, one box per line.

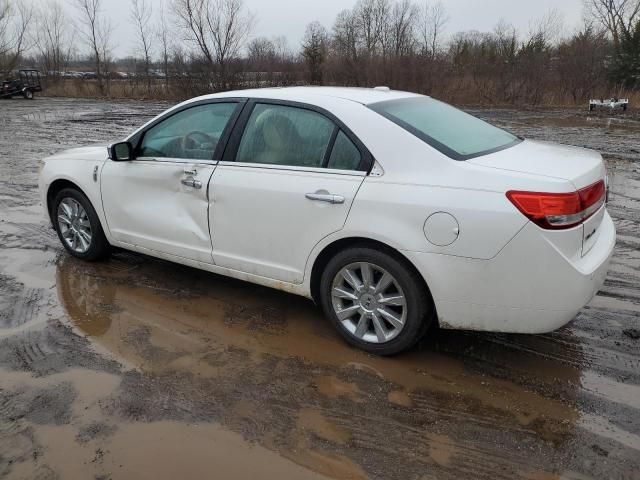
xmin=48 ymin=252 xmax=597 ymax=478
xmin=56 ymin=252 xmax=583 ymax=407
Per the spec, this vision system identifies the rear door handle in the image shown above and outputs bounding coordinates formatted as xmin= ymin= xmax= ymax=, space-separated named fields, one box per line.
xmin=305 ymin=192 xmax=345 ymax=204
xmin=181 ymin=178 xmax=202 ymax=189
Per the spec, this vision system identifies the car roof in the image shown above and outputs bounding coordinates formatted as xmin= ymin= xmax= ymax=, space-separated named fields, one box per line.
xmin=126 ymin=86 xmax=422 ymax=142
xmin=196 ymin=86 xmax=422 ymax=105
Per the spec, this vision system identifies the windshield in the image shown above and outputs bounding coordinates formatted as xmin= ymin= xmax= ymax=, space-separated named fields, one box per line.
xmin=369 ymin=97 xmax=521 ymax=160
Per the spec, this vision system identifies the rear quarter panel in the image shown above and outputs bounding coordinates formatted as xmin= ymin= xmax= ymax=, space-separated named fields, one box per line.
xmin=332 ymin=109 xmax=575 ymax=260
xmin=345 ymin=178 xmax=528 ymax=259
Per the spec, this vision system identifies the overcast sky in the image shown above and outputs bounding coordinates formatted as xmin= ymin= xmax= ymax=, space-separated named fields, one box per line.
xmin=99 ymin=0 xmax=587 ymax=58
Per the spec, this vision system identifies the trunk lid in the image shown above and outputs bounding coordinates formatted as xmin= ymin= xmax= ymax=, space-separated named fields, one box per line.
xmin=470 ymin=139 xmax=608 ymax=259
xmin=467 ymin=139 xmax=605 ymax=190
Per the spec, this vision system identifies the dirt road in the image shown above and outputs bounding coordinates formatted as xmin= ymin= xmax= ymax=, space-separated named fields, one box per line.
xmin=1 ymin=98 xmax=639 ymax=479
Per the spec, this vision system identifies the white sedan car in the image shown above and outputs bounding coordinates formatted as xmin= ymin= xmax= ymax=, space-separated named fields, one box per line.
xmin=39 ymin=87 xmax=615 ymax=355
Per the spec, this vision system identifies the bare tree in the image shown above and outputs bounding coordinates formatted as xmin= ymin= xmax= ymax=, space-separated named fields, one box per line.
xmin=557 ymin=22 xmax=609 ymax=101
xmin=0 ymin=0 xmax=34 ymax=75
xmin=354 ymin=0 xmax=379 ymax=56
xmin=0 ymin=0 xmax=630 ymax=106
xmin=246 ymin=36 xmax=277 ymax=85
xmin=373 ymin=0 xmax=392 ymax=57
xmin=35 ymin=0 xmax=74 ymax=76
xmin=418 ymin=0 xmax=448 ymax=57
xmin=272 ymin=36 xmax=293 ymax=63
xmin=332 ymin=8 xmax=361 ymax=83
xmin=247 ymin=36 xmax=276 ymax=66
xmin=72 ymin=0 xmax=112 ymax=95
xmin=130 ymin=0 xmax=153 ymax=95
xmin=584 ymin=0 xmax=640 ymax=87
xmin=0 ymin=0 xmax=13 ymax=60
xmin=527 ymin=8 xmax=564 ymax=46
xmin=157 ymin=0 xmax=171 ymax=89
xmin=493 ymin=19 xmax=518 ymax=58
xmin=172 ymin=0 xmax=253 ymax=90
xmin=584 ymin=0 xmax=640 ymax=46
xmin=389 ymin=0 xmax=418 ymax=56
xmin=520 ymin=11 xmax=564 ymax=104
xmin=301 ymin=21 xmax=329 ymax=84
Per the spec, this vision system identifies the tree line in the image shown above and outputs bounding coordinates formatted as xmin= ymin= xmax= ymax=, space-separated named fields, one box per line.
xmin=1 ymin=0 xmax=639 ymax=105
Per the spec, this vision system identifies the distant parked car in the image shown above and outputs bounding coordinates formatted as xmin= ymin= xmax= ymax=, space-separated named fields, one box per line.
xmin=38 ymin=87 xmax=615 ymax=355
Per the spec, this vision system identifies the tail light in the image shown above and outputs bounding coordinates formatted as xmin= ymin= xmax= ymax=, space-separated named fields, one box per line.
xmin=506 ymin=180 xmax=605 ymax=230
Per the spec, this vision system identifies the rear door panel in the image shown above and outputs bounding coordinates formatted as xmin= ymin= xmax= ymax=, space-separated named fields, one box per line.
xmin=209 ymin=164 xmax=363 ymax=283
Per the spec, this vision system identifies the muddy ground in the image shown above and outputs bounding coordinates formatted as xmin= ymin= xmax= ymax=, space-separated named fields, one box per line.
xmin=0 ymin=97 xmax=639 ymax=480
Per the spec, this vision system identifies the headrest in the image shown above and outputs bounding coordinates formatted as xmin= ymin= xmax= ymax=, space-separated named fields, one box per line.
xmin=254 ymin=109 xmax=299 ymax=150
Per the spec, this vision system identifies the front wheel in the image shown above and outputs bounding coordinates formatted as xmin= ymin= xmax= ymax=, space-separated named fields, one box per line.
xmin=53 ymin=188 xmax=111 ymax=261
xmin=319 ymin=246 xmax=434 ymax=355
xmin=23 ymin=90 xmax=34 ymax=99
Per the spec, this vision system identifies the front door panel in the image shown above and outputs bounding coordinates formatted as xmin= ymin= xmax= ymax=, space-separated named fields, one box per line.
xmin=101 ymin=160 xmax=216 ymax=263
xmin=209 ymin=164 xmax=364 ymax=283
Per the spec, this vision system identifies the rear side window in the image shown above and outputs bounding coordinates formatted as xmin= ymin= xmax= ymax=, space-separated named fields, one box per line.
xmin=236 ymin=104 xmax=334 ymax=167
xmin=369 ymin=97 xmax=520 ymax=160
xmin=327 ymin=131 xmax=361 ymax=170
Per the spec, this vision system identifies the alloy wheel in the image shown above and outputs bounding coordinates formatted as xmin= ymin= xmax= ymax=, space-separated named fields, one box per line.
xmin=331 ymin=262 xmax=407 ymax=344
xmin=57 ymin=197 xmax=92 ymax=254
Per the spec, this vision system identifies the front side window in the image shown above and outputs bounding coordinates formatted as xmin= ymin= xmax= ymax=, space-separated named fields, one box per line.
xmin=139 ymin=102 xmax=237 ymax=160
xmin=369 ymin=97 xmax=520 ymax=160
xmin=236 ymin=104 xmax=334 ymax=168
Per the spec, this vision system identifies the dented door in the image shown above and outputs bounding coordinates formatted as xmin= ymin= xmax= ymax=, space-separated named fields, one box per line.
xmin=101 ymin=159 xmax=216 ymax=263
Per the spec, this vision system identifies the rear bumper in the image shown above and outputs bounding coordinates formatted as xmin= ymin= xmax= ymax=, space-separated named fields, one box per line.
xmin=403 ymin=210 xmax=616 ymax=333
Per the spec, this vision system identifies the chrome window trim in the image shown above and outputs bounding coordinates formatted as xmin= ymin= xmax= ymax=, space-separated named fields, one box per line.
xmin=215 ymin=160 xmax=367 ymax=176
xmin=132 ymin=157 xmax=220 ymax=166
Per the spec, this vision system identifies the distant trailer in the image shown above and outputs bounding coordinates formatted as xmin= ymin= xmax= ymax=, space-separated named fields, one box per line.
xmin=0 ymin=69 xmax=42 ymax=99
xmin=589 ymin=98 xmax=629 ymax=111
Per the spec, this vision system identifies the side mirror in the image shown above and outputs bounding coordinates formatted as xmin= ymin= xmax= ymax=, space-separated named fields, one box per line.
xmin=108 ymin=142 xmax=133 ymax=161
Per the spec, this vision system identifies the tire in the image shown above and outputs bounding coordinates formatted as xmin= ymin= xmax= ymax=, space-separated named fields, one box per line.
xmin=23 ymin=90 xmax=34 ymax=100
xmin=319 ymin=246 xmax=434 ymax=355
xmin=52 ymin=188 xmax=111 ymax=261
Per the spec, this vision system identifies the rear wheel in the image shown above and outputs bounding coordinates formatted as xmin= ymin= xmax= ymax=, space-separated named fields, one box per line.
xmin=319 ymin=246 xmax=433 ymax=355
xmin=53 ymin=188 xmax=110 ymax=261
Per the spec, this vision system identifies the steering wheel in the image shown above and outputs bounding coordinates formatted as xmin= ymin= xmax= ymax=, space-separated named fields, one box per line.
xmin=183 ymin=131 xmax=215 ymax=150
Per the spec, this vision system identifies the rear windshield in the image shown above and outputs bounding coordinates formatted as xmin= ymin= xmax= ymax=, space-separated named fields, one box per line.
xmin=369 ymin=97 xmax=521 ymax=160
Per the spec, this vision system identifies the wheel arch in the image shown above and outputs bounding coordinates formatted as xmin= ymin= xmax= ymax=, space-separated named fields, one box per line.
xmin=309 ymin=236 xmax=437 ymax=321
xmin=46 ymin=179 xmax=91 ymax=224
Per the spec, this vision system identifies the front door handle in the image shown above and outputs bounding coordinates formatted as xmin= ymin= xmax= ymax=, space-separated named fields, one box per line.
xmin=305 ymin=192 xmax=345 ymax=204
xmin=181 ymin=178 xmax=202 ymax=189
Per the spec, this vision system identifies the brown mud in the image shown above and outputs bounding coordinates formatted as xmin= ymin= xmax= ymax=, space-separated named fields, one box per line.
xmin=0 ymin=98 xmax=639 ymax=479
